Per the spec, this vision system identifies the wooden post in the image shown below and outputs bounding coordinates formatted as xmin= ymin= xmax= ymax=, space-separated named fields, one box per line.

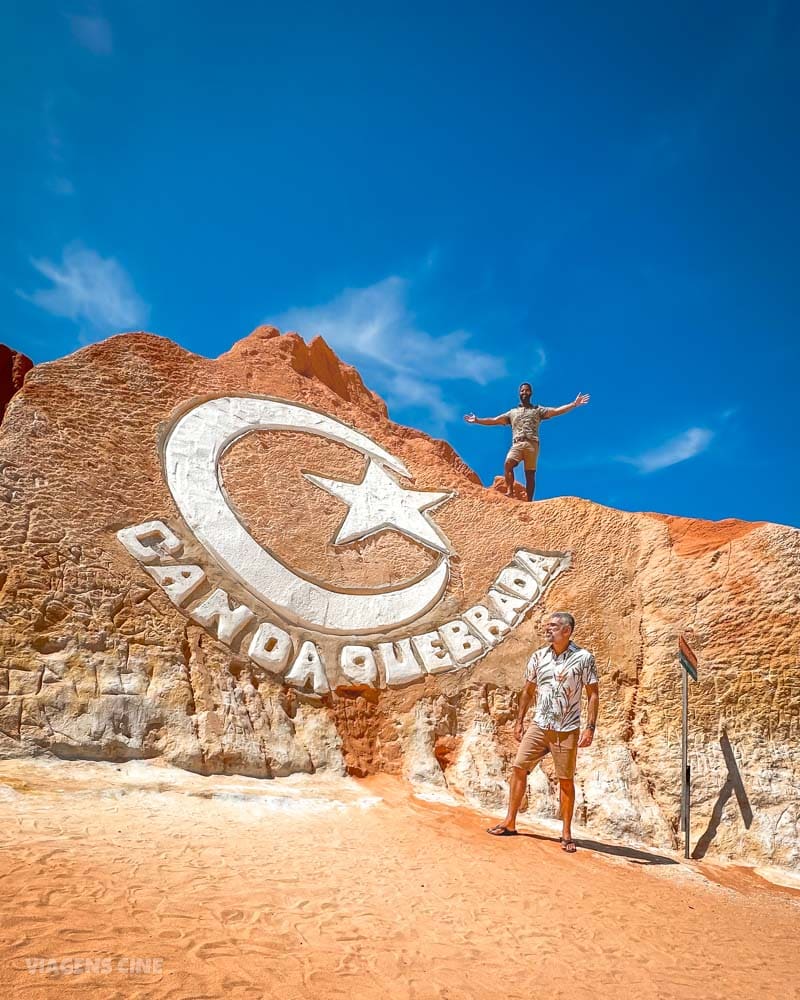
xmin=681 ymin=665 xmax=690 ymax=859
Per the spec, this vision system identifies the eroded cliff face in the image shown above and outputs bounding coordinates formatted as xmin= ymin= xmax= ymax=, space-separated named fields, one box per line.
xmin=0 ymin=327 xmax=797 ymax=867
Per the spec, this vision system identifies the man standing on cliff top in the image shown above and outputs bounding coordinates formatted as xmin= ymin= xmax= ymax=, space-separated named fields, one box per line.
xmin=487 ymin=612 xmax=599 ymax=853
xmin=464 ymin=382 xmax=589 ymax=500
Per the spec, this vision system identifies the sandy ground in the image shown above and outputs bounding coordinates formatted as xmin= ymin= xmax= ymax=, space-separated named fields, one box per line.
xmin=0 ymin=760 xmax=798 ymax=1000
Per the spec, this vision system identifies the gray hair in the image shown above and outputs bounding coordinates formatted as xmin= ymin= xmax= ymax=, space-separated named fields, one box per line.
xmin=551 ymin=611 xmax=575 ymax=632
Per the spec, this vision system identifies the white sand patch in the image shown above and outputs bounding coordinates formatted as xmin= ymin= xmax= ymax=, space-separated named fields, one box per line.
xmin=754 ymin=866 xmax=800 ymax=891
xmin=0 ymin=756 xmax=382 ymax=814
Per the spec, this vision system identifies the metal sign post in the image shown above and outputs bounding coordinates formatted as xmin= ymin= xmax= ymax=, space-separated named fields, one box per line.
xmin=678 ymin=635 xmax=698 ymax=860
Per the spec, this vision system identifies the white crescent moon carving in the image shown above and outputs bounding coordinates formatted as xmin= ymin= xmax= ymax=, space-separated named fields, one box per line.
xmin=162 ymin=396 xmax=451 ymax=634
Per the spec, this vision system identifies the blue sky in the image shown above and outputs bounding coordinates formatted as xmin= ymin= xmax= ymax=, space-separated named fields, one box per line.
xmin=4 ymin=2 xmax=798 ymax=527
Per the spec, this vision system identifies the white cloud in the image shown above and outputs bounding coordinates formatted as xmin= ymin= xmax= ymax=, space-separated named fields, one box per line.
xmin=382 ymin=373 xmax=457 ymax=425
xmin=43 ymin=95 xmax=65 ymax=163
xmin=47 ymin=175 xmax=75 ymax=196
xmin=19 ymin=243 xmax=150 ymax=341
xmin=69 ymin=15 xmax=113 ymax=55
xmin=272 ymin=275 xmax=517 ymax=422
xmin=622 ymin=427 xmax=714 ymax=474
xmin=275 ymin=276 xmax=506 ymax=385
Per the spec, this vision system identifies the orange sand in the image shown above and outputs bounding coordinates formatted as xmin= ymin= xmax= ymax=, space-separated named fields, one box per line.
xmin=1 ymin=760 xmax=797 ymax=1000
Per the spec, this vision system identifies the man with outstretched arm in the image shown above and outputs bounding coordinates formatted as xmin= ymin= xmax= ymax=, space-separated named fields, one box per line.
xmin=464 ymin=382 xmax=590 ymax=500
xmin=487 ymin=611 xmax=599 ymax=853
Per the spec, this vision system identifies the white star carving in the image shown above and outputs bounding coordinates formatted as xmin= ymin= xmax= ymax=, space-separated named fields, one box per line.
xmin=304 ymin=459 xmax=453 ymax=554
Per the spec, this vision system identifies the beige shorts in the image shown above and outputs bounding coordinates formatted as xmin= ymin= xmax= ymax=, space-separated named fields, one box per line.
xmin=505 ymin=440 xmax=539 ymax=470
xmin=513 ymin=724 xmax=579 ymax=779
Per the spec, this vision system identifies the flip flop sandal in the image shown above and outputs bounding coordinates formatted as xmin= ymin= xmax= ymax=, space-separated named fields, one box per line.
xmin=560 ymin=838 xmax=577 ymax=853
xmin=487 ymin=825 xmax=518 ymax=837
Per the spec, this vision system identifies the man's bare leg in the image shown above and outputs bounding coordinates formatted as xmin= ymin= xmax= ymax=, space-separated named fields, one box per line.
xmin=488 ymin=766 xmax=528 ymax=835
xmin=524 ymin=469 xmax=536 ymax=501
xmin=558 ymin=777 xmax=576 ymax=852
xmin=504 ymin=459 xmax=517 ymax=497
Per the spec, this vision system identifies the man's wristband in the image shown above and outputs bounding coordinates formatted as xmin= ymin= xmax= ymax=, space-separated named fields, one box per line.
xmin=586 ymin=722 xmax=596 ymax=731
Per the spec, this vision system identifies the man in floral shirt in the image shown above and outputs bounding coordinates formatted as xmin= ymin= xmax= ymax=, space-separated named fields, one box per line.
xmin=487 ymin=611 xmax=599 ymax=852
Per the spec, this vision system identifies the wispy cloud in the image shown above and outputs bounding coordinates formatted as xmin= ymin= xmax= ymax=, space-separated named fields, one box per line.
xmin=18 ymin=243 xmax=149 ymax=342
xmin=636 ymin=5 xmax=779 ymax=173
xmin=42 ymin=93 xmax=78 ymax=194
xmin=43 ymin=95 xmax=65 ymax=163
xmin=46 ymin=175 xmax=75 ymax=196
xmin=272 ymin=275 xmax=514 ymax=424
xmin=382 ymin=373 xmax=457 ymax=424
xmin=621 ymin=427 xmax=714 ymax=474
xmin=68 ymin=15 xmax=113 ymax=55
xmin=276 ymin=277 xmax=505 ymax=383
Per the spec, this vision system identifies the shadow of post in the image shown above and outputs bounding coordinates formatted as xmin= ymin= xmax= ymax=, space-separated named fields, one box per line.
xmin=692 ymin=728 xmax=753 ymax=860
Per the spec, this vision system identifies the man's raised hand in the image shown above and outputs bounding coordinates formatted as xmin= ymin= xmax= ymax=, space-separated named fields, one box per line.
xmin=574 ymin=392 xmax=590 ymax=407
xmin=464 ymin=413 xmax=477 ymax=423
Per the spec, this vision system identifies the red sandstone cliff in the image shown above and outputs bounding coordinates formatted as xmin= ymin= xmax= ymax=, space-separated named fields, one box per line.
xmin=0 ymin=327 xmax=797 ymax=869
xmin=0 ymin=345 xmax=33 ymax=425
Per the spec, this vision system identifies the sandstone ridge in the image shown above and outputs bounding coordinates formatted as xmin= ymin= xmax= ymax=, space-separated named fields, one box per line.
xmin=0 ymin=327 xmax=797 ymax=869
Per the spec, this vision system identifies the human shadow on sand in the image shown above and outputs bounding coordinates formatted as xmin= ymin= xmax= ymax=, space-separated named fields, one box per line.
xmin=513 ymin=831 xmax=677 ymax=866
